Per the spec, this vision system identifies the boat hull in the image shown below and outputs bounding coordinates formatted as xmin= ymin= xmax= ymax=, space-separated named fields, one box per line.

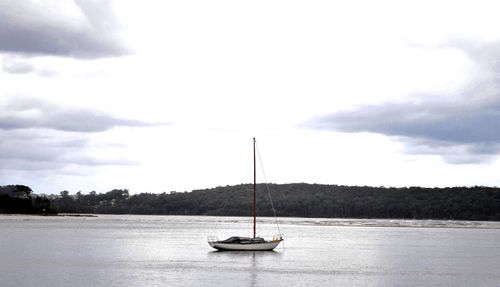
xmin=209 ymin=240 xmax=282 ymax=251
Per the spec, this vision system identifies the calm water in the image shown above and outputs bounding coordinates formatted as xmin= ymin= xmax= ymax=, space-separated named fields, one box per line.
xmin=1 ymin=215 xmax=500 ymax=287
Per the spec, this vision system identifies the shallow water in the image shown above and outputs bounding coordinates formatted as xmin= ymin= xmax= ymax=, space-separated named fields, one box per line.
xmin=1 ymin=215 xmax=500 ymax=286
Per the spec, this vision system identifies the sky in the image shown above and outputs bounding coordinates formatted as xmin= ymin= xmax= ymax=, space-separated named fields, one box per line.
xmin=2 ymin=0 xmax=500 ymax=194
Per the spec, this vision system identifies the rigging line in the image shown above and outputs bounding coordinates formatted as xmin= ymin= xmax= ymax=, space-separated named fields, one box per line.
xmin=255 ymin=141 xmax=282 ymax=237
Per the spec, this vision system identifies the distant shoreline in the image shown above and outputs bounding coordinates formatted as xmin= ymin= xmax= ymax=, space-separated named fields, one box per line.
xmin=2 ymin=213 xmax=499 ymax=229
xmin=4 ymin=183 xmax=500 ymax=221
xmin=57 ymin=213 xmax=98 ymax=217
xmin=0 ymin=213 xmax=98 ymax=217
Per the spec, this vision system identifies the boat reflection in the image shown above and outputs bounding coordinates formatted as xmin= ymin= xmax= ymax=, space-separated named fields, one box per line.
xmin=207 ymin=250 xmax=282 ymax=287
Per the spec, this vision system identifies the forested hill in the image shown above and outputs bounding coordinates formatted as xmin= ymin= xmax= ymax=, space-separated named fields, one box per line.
xmin=50 ymin=184 xmax=500 ymax=220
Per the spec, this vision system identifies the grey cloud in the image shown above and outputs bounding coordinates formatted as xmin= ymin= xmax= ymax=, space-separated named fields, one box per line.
xmin=308 ymin=42 xmax=500 ymax=164
xmin=0 ymin=97 xmax=160 ymax=132
xmin=0 ymin=96 xmax=159 ymax=178
xmin=1 ymin=55 xmax=58 ymax=76
xmin=0 ymin=0 xmax=128 ymax=59
xmin=311 ymin=100 xmax=500 ymax=144
xmin=400 ymin=139 xmax=497 ymax=164
xmin=0 ymin=131 xmax=86 ymax=163
xmin=0 ymin=129 xmax=138 ymax=173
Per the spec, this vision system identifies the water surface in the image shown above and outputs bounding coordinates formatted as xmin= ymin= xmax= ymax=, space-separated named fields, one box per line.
xmin=1 ymin=215 xmax=499 ymax=286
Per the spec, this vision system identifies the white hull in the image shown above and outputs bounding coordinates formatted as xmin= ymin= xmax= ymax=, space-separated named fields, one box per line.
xmin=209 ymin=240 xmax=282 ymax=251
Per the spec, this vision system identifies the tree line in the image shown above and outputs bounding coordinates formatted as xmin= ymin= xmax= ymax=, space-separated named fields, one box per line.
xmin=0 ymin=185 xmax=56 ymax=214
xmin=46 ymin=183 xmax=500 ymax=220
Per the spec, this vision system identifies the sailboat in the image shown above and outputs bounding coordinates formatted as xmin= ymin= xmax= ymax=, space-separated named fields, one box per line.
xmin=208 ymin=138 xmax=283 ymax=251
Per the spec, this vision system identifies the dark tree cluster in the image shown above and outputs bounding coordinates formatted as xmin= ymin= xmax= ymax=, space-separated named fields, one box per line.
xmin=0 ymin=185 xmax=56 ymax=214
xmin=49 ymin=184 xmax=500 ymax=220
xmin=52 ymin=189 xmax=131 ymax=214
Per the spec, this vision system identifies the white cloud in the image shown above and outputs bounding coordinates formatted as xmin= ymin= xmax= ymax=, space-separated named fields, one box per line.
xmin=308 ymin=39 xmax=500 ymax=164
xmin=4 ymin=0 xmax=500 ymax=193
xmin=2 ymin=56 xmax=34 ymax=74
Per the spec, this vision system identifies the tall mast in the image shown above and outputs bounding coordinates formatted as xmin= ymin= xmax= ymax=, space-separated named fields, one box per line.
xmin=253 ymin=137 xmax=256 ymax=238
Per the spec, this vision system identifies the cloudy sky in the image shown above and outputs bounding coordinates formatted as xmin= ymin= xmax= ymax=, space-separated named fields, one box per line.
xmin=2 ymin=0 xmax=500 ymax=194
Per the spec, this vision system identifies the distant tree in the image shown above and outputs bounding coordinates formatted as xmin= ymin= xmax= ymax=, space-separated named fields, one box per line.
xmin=15 ymin=185 xmax=33 ymax=198
xmin=0 ymin=185 xmax=55 ymax=214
